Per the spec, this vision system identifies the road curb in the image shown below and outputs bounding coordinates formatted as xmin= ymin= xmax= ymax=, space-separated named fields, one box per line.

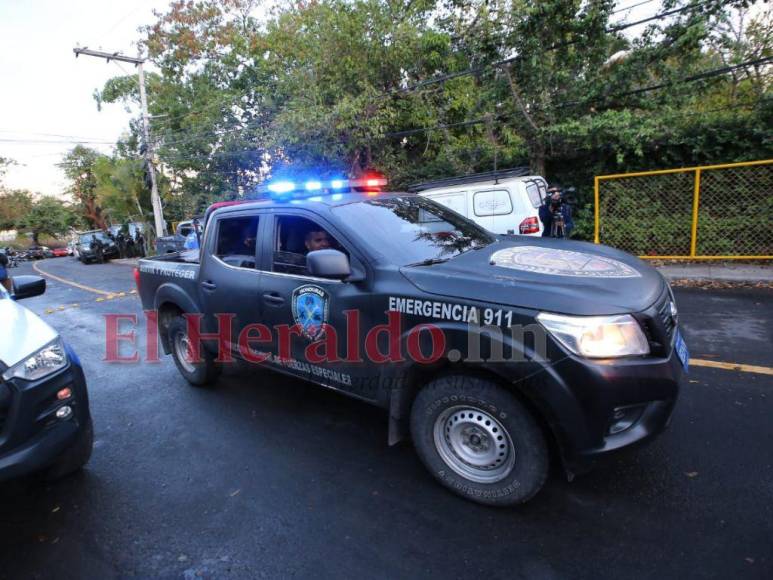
xmin=655 ymin=264 xmax=773 ymax=283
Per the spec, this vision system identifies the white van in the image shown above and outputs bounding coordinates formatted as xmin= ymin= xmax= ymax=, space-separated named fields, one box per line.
xmin=411 ymin=168 xmax=548 ymax=235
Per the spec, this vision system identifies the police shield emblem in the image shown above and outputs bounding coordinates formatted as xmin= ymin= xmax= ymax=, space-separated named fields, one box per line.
xmin=292 ymin=284 xmax=329 ymax=340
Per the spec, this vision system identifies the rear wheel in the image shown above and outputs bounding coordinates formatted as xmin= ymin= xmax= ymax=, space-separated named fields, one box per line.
xmin=168 ymin=316 xmax=221 ymax=387
xmin=410 ymin=375 xmax=549 ymax=506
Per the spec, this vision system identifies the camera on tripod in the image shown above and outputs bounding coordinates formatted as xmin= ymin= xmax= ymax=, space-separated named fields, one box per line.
xmin=542 ymin=186 xmax=575 ymax=239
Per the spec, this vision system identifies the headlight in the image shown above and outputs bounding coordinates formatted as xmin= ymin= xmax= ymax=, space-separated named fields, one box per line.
xmin=2 ymin=338 xmax=68 ymax=381
xmin=537 ymin=312 xmax=650 ymax=358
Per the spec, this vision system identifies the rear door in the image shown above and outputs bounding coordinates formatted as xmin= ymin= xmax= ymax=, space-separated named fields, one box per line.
xmin=472 ymin=188 xmax=514 ymax=233
xmin=521 ymin=179 xmax=547 ymax=235
xmin=198 ymin=211 xmax=264 ymax=353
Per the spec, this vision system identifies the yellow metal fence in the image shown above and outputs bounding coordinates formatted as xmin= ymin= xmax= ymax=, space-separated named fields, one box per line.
xmin=594 ymin=159 xmax=773 ymax=260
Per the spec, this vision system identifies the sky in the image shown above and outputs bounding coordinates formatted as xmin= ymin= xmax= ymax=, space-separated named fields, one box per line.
xmin=0 ymin=0 xmax=668 ymax=199
xmin=0 ymin=0 xmax=170 ymax=197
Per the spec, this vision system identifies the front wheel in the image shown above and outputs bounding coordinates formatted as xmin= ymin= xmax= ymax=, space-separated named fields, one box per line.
xmin=410 ymin=375 xmax=549 ymax=506
xmin=168 ymin=316 xmax=221 ymax=387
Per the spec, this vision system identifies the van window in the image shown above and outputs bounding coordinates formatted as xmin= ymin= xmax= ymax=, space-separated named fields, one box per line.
xmin=473 ymin=190 xmax=513 ymax=216
xmin=524 ymin=181 xmax=543 ymax=208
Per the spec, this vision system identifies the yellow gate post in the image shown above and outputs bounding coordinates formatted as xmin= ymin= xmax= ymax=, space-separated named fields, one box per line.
xmin=690 ymin=169 xmax=701 ymax=257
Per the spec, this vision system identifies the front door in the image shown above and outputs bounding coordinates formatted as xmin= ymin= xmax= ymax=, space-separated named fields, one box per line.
xmin=256 ymin=211 xmax=377 ymax=401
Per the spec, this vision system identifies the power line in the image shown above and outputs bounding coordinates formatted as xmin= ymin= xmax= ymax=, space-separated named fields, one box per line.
xmin=73 ymin=46 xmax=166 ymax=236
xmin=0 ymin=138 xmax=115 ymax=145
xmin=612 ymin=0 xmax=659 ymax=15
xmin=66 ymin=0 xmax=737 ymax=168
xmin=124 ymin=1 xmax=707 ymax=141
xmin=145 ymin=55 xmax=770 ymax=152
xmin=389 ymin=0 xmax=711 ymax=97
xmin=384 ymin=56 xmax=772 ymax=139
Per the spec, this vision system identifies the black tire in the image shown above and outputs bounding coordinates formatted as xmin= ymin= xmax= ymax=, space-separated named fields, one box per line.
xmin=168 ymin=316 xmax=221 ymax=387
xmin=44 ymin=416 xmax=94 ymax=481
xmin=410 ymin=375 xmax=549 ymax=506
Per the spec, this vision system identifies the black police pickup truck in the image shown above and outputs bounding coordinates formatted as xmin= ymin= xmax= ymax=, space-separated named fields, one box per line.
xmin=136 ymin=179 xmax=688 ymax=505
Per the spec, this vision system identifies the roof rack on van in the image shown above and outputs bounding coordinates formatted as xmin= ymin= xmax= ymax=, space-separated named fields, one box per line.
xmin=407 ymin=166 xmax=531 ymax=192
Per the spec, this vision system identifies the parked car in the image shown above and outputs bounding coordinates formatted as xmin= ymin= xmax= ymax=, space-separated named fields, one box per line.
xmin=156 ymin=219 xmax=201 ymax=254
xmin=0 ymin=276 xmax=93 ymax=481
xmin=75 ymin=231 xmax=119 ymax=264
xmin=51 ymin=247 xmax=69 ymax=258
xmin=411 ymin=167 xmax=548 ymax=236
xmin=25 ymin=246 xmax=52 ymax=260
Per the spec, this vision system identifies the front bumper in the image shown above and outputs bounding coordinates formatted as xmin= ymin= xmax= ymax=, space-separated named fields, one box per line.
xmin=528 ymin=339 xmax=683 ymax=476
xmin=0 ymin=359 xmax=91 ymax=481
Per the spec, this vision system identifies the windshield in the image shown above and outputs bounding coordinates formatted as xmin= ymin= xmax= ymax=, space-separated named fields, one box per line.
xmin=80 ymin=232 xmax=110 ymax=244
xmin=332 ymin=195 xmax=495 ymax=266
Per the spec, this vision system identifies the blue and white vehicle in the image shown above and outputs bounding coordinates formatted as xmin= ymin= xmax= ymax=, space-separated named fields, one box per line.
xmin=0 ymin=276 xmax=93 ymax=481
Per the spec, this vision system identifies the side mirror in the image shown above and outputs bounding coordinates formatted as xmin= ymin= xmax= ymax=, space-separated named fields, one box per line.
xmin=306 ymin=249 xmax=351 ymax=280
xmin=12 ymin=275 xmax=46 ymax=300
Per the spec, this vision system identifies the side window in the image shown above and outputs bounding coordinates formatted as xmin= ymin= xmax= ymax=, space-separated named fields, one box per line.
xmin=214 ymin=215 xmax=259 ymax=269
xmin=473 ymin=189 xmax=513 ymax=216
xmin=524 ymin=181 xmax=543 ymax=208
xmin=272 ymin=215 xmax=346 ymax=276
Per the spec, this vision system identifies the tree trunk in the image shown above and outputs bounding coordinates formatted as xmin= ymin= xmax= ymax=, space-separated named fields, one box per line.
xmin=530 ymin=141 xmax=546 ymax=178
xmin=32 ymin=231 xmax=40 ymax=245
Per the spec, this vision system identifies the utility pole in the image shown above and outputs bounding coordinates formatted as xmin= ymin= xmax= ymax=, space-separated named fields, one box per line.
xmin=73 ymin=47 xmax=167 ymax=237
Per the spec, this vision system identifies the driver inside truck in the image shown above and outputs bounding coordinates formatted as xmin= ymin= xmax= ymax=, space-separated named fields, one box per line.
xmin=304 ymin=229 xmax=332 ymax=253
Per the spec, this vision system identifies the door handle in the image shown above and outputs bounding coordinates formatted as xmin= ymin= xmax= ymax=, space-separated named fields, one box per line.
xmin=201 ymin=280 xmax=217 ymax=292
xmin=263 ymin=292 xmax=285 ymax=306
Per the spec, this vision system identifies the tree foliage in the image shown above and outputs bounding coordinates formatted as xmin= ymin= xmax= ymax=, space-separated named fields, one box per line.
xmin=84 ymin=0 xmax=771 ymax=236
xmin=0 ymin=189 xmax=34 ymax=231
xmin=22 ymin=197 xmax=78 ymax=244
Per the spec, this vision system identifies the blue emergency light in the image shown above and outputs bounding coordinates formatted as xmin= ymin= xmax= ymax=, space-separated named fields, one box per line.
xmin=262 ymin=173 xmax=387 ymax=199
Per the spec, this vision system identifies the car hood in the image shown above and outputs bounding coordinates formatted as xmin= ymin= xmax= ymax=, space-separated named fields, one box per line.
xmin=0 ymin=299 xmax=59 ymax=368
xmin=399 ymin=237 xmax=666 ymax=316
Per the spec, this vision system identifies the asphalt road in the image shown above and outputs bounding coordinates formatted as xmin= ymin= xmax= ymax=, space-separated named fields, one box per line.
xmin=1 ymin=257 xmax=771 ymax=579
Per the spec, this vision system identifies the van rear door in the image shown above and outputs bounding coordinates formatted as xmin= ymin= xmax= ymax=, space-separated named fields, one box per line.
xmin=472 ymin=188 xmax=514 ymax=233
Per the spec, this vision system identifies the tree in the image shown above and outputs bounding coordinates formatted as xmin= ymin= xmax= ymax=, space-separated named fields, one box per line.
xmin=23 ymin=197 xmax=77 ymax=245
xmin=0 ymin=189 xmax=33 ymax=231
xmin=93 ymin=156 xmax=153 ymax=224
xmin=87 ymin=0 xmax=771 ymax=239
xmin=58 ymin=146 xmax=109 ymax=229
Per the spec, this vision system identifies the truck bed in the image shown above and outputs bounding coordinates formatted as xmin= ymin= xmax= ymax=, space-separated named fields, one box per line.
xmin=136 ymin=251 xmax=201 ymax=311
xmin=144 ymin=249 xmax=200 ymax=264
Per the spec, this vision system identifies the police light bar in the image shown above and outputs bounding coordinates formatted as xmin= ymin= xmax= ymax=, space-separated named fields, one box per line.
xmin=349 ymin=175 xmax=388 ymax=189
xmin=261 ymin=173 xmax=388 ymax=198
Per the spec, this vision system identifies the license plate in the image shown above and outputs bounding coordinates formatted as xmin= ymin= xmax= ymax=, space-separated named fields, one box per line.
xmin=674 ymin=329 xmax=689 ymax=373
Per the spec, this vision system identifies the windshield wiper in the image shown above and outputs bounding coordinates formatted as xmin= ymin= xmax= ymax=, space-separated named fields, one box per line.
xmin=406 ymin=257 xmax=450 ymax=267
